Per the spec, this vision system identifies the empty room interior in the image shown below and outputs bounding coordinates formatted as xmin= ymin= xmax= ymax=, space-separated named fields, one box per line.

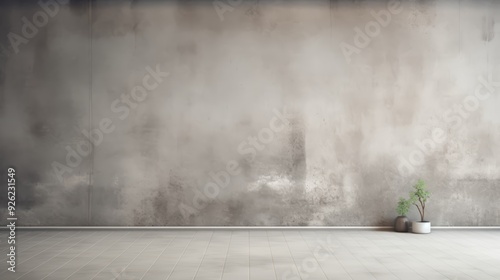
xmin=1 ymin=0 xmax=500 ymax=279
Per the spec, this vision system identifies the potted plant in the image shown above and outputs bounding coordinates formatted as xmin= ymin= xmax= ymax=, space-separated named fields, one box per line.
xmin=409 ymin=179 xmax=431 ymax=234
xmin=395 ymin=198 xmax=410 ymax=232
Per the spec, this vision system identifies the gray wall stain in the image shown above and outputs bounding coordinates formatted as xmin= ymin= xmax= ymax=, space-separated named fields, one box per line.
xmin=0 ymin=0 xmax=499 ymax=226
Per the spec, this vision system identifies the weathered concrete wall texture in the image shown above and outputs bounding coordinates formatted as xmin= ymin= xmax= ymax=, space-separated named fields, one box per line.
xmin=0 ymin=0 xmax=499 ymax=226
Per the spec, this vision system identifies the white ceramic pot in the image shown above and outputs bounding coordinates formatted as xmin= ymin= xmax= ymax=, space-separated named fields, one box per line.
xmin=412 ymin=221 xmax=431 ymax=234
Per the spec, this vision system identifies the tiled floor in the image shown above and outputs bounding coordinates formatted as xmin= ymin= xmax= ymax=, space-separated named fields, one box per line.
xmin=1 ymin=229 xmax=499 ymax=280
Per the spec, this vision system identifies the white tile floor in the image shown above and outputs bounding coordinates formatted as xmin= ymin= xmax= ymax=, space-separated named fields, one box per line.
xmin=1 ymin=229 xmax=499 ymax=280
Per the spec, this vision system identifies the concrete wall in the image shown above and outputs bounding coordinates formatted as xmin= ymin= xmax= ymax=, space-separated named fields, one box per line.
xmin=1 ymin=0 xmax=499 ymax=226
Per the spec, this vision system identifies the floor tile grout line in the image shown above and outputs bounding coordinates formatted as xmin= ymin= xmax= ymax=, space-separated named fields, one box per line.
xmin=310 ymin=232 xmax=354 ymax=280
xmin=15 ymin=231 xmax=100 ymax=280
xmin=326 ymin=238 xmax=355 ymax=280
xmin=14 ymin=231 xmax=82 ymax=266
xmin=282 ymin=230 xmax=304 ymax=280
xmin=219 ymin=230 xmax=233 ymax=280
xmin=267 ymin=230 xmax=279 ymax=280
xmin=401 ymin=233 xmax=459 ymax=280
xmin=40 ymin=231 xmax=116 ymax=280
xmin=113 ymin=239 xmax=156 ymax=279
xmin=423 ymin=233 xmax=496 ymax=279
xmin=384 ymin=232 xmax=450 ymax=280
xmin=359 ymin=233 xmax=414 ymax=280
xmin=434 ymin=232 xmax=494 ymax=267
xmin=191 ymin=231 xmax=214 ymax=280
xmin=2 ymin=230 xmax=45 ymax=246
xmin=345 ymin=232 xmax=391 ymax=280
xmin=341 ymin=232 xmax=398 ymax=280
xmin=406 ymin=248 xmax=456 ymax=279
xmin=0 ymin=231 xmax=64 ymax=263
xmin=139 ymin=235 xmax=177 ymax=280
xmin=0 ymin=231 xmax=45 ymax=252
xmin=248 ymin=230 xmax=250 ymax=280
xmin=62 ymin=231 xmax=136 ymax=280
xmin=298 ymin=230 xmax=329 ymax=280
xmin=165 ymin=231 xmax=195 ymax=280
xmin=0 ymin=230 xmax=80 ymax=275
xmin=88 ymin=231 xmax=148 ymax=280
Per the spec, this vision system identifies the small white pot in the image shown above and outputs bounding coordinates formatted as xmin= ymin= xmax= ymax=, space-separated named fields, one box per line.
xmin=412 ymin=221 xmax=431 ymax=234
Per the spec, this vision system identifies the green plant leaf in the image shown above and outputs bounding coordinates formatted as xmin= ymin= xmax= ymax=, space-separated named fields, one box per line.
xmin=408 ymin=179 xmax=431 ymax=221
xmin=396 ymin=197 xmax=410 ymax=216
